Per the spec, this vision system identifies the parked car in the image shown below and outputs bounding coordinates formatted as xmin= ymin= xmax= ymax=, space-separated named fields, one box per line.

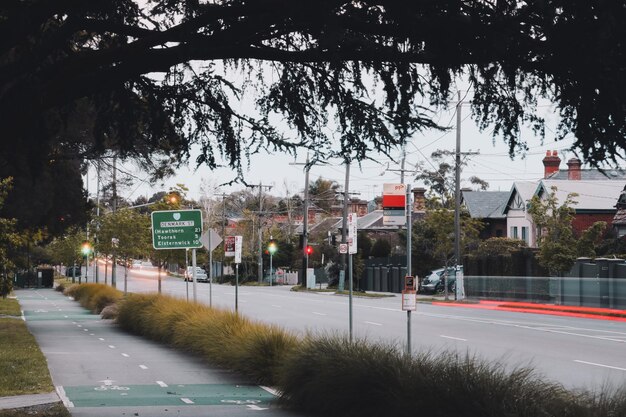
xmin=420 ymin=266 xmax=462 ymax=294
xmin=65 ymin=266 xmax=82 ymax=277
xmin=130 ymin=260 xmax=142 ymax=269
xmin=184 ymin=267 xmax=208 ymax=282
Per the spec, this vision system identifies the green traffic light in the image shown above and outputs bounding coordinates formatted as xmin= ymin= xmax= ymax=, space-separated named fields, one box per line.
xmin=81 ymin=242 xmax=92 ymax=256
xmin=268 ymin=240 xmax=277 ymax=255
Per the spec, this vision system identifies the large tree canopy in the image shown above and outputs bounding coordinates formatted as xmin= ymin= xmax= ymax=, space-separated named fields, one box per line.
xmin=2 ymin=0 xmax=625 ymax=234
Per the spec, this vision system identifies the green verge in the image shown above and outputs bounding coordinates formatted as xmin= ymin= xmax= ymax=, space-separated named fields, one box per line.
xmin=68 ymin=283 xmax=626 ymax=417
xmin=0 ymin=296 xmax=21 ymax=316
xmin=0 ymin=403 xmax=70 ymax=417
xmin=0 ymin=319 xmax=54 ymax=395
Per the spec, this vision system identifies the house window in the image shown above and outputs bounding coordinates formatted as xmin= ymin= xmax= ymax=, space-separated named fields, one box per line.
xmin=510 ymin=226 xmax=518 ymax=239
xmin=521 ymin=226 xmax=528 ymax=243
xmin=496 ymin=229 xmax=503 ymax=237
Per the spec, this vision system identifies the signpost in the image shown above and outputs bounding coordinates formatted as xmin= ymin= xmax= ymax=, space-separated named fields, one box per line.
xmin=201 ymin=228 xmax=223 ymax=308
xmin=225 ymin=236 xmax=243 ymax=312
xmin=383 ymin=183 xmax=406 ymax=226
xmin=151 ymin=209 xmax=203 ymax=302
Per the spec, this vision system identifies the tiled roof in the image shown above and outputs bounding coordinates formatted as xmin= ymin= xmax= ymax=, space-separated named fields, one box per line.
xmin=538 ymin=180 xmax=625 ymax=211
xmin=461 ymin=191 xmax=509 ymax=219
xmin=547 ymin=169 xmax=626 ymax=181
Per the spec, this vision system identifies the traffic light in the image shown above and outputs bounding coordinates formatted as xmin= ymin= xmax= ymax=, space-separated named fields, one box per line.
xmin=305 ymin=245 xmax=313 ymax=255
xmin=268 ymin=239 xmax=277 ymax=255
xmin=81 ymin=241 xmax=92 ymax=257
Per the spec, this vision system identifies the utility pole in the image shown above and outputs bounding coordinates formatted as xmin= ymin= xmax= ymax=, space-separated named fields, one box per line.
xmin=249 ymin=183 xmax=272 ymax=283
xmin=341 ymin=161 xmax=351 ymax=340
xmin=290 ymin=157 xmax=313 ymax=287
xmin=452 ymin=91 xmax=479 ymax=301
xmin=95 ymin=160 xmax=100 ymax=283
xmin=111 ymin=154 xmax=117 ymax=288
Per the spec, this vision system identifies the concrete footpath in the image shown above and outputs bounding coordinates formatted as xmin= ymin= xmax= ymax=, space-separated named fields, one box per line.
xmin=9 ymin=288 xmax=301 ymax=417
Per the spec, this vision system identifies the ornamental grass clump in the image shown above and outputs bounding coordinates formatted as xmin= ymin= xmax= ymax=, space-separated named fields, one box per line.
xmin=277 ymin=335 xmax=584 ymax=417
xmin=64 ymin=283 xmax=123 ymax=313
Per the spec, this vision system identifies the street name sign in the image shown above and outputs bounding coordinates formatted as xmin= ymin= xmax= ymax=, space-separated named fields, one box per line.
xmin=151 ymin=209 xmax=203 ymax=249
xmin=383 ymin=183 xmax=406 ymax=226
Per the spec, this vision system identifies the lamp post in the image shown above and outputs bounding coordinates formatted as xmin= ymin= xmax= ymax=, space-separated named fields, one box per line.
xmin=268 ymin=237 xmax=277 ymax=286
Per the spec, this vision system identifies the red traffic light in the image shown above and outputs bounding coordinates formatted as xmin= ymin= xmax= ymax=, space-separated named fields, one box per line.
xmin=305 ymin=245 xmax=313 ymax=255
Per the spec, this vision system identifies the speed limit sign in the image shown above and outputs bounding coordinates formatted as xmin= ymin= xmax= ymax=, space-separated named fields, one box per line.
xmin=339 ymin=243 xmax=348 ymax=254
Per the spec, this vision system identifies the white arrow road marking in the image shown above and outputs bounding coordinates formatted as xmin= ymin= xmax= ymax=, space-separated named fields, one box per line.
xmin=574 ymin=360 xmax=626 ymax=372
xmin=440 ymin=335 xmax=467 ymax=342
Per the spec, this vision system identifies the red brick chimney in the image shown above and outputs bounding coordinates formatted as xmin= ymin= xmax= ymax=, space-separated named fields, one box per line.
xmin=542 ymin=150 xmax=561 ymax=179
xmin=412 ymin=187 xmax=426 ymax=211
xmin=567 ymin=157 xmax=582 ymax=180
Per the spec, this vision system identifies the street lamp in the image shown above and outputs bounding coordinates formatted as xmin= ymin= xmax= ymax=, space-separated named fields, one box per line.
xmin=268 ymin=237 xmax=277 ymax=286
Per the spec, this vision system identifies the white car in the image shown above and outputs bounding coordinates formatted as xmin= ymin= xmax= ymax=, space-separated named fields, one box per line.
xmin=184 ymin=267 xmax=208 ymax=282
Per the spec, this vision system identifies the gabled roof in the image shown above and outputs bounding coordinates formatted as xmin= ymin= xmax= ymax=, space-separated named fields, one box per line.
xmin=461 ymin=191 xmax=509 ymax=219
xmin=503 ymin=181 xmax=539 ymax=215
xmin=537 ymin=180 xmax=625 ymax=211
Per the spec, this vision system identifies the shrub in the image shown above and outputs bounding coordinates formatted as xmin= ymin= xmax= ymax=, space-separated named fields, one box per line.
xmin=63 ymin=284 xmax=123 ymax=313
xmin=277 ymin=335 xmax=581 ymax=417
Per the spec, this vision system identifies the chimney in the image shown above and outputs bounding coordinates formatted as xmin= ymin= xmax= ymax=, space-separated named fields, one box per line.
xmin=412 ymin=187 xmax=426 ymax=211
xmin=542 ymin=150 xmax=561 ymax=179
xmin=567 ymin=157 xmax=582 ymax=180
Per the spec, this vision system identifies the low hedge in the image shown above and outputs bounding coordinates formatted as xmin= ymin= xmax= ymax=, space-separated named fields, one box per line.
xmin=67 ymin=284 xmax=626 ymax=417
xmin=64 ymin=283 xmax=123 ymax=314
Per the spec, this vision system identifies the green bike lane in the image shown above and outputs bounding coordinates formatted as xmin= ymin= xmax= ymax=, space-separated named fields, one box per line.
xmin=16 ymin=289 xmax=298 ymax=417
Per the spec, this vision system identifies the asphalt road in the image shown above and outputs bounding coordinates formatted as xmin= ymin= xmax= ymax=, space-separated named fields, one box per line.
xmin=95 ymin=263 xmax=626 ymax=391
xmin=18 ymin=288 xmax=303 ymax=417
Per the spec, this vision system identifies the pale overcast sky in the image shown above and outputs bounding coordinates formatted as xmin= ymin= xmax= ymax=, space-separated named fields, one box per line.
xmin=85 ymin=86 xmax=583 ymax=203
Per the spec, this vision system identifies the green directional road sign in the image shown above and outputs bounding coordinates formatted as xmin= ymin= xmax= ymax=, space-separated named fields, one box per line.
xmin=151 ymin=209 xmax=203 ymax=250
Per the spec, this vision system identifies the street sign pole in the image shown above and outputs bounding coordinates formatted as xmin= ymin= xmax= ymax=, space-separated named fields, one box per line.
xmin=235 ymin=263 xmax=239 ymax=313
xmin=209 ymin=232 xmax=212 ymax=307
xmin=192 ymin=248 xmax=198 ymax=303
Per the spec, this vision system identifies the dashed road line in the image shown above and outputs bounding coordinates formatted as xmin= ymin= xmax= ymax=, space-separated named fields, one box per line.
xmin=98 ymin=338 xmax=105 ymax=341
xmin=156 ymin=381 xmax=168 ymax=388
xmin=108 ymin=345 xmax=116 ymax=349
xmin=139 ymin=365 xmax=148 ymax=370
xmin=574 ymin=360 xmax=626 ymax=372
xmin=312 ymin=312 xmax=327 ymax=316
xmin=180 ymin=398 xmax=194 ymax=404
xmin=364 ymin=321 xmax=382 ymax=326
xmin=440 ymin=335 xmax=467 ymax=341
xmin=121 ymin=353 xmax=130 ymax=358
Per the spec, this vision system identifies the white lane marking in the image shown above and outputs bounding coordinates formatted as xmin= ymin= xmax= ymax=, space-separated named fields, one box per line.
xmin=260 ymin=386 xmax=279 ymax=396
xmin=89 ymin=333 xmax=95 ymax=336
xmin=312 ymin=312 xmax=327 ymax=316
xmin=364 ymin=321 xmax=382 ymax=326
xmin=121 ymin=353 xmax=130 ymax=358
xmin=574 ymin=360 xmax=626 ymax=372
xmin=56 ymin=386 xmax=74 ymax=408
xmin=271 ymin=304 xmax=282 ymax=308
xmin=72 ymin=321 xmax=76 ymax=324
xmin=181 ymin=398 xmax=194 ymax=404
xmin=108 ymin=345 xmax=116 ymax=349
xmin=83 ymin=329 xmax=88 ymax=332
xmin=77 ymin=325 xmax=82 ymax=328
xmin=139 ymin=365 xmax=148 ymax=370
xmin=248 ymin=404 xmax=269 ymax=410
xmin=64 ymin=315 xmax=68 ymax=318
xmin=440 ymin=335 xmax=467 ymax=342
xmin=98 ymin=338 xmax=105 ymax=341
xmin=156 ymin=381 xmax=168 ymax=388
